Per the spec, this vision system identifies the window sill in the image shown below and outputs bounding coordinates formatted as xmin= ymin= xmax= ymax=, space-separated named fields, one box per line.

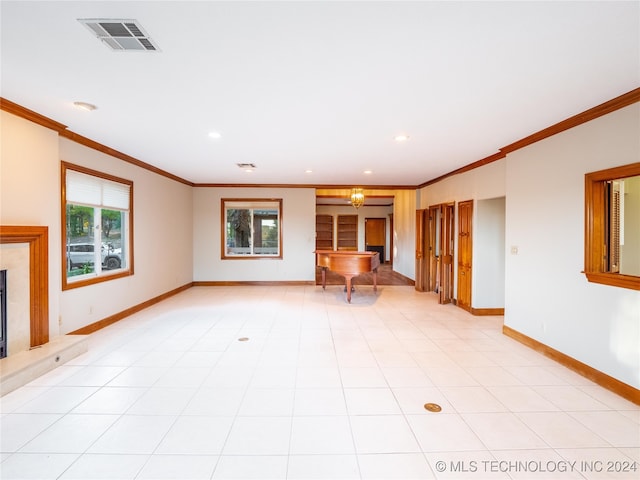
xmin=221 ymin=256 xmax=282 ymax=260
xmin=584 ymin=272 xmax=640 ymax=291
xmin=62 ymin=270 xmax=132 ymax=291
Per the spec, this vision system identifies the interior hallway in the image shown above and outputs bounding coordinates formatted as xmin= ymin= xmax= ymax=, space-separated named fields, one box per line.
xmin=1 ymin=285 xmax=638 ymax=479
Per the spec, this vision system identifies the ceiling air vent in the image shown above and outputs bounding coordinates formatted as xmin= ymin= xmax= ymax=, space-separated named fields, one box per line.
xmin=78 ymin=19 xmax=160 ymax=52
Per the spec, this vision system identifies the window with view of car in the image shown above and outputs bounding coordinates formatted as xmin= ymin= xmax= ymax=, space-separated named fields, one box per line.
xmin=62 ymin=162 xmax=133 ymax=290
xmin=222 ymin=199 xmax=282 ymax=259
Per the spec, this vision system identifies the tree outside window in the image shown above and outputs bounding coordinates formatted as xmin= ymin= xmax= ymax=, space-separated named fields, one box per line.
xmin=222 ymin=199 xmax=282 ymax=258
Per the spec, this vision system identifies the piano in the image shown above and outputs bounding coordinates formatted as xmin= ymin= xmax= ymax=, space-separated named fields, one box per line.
xmin=315 ymin=250 xmax=380 ymax=303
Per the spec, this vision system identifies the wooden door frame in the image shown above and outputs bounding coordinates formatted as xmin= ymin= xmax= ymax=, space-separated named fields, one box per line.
xmin=427 ymin=205 xmax=439 ymax=293
xmin=388 ymin=214 xmax=394 ymax=266
xmin=0 ymin=226 xmax=49 ymax=347
xmin=415 ymin=209 xmax=426 ymax=291
xmin=439 ymin=203 xmax=455 ymax=304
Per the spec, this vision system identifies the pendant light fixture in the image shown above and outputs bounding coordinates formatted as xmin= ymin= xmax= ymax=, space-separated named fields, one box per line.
xmin=350 ymin=188 xmax=365 ymax=209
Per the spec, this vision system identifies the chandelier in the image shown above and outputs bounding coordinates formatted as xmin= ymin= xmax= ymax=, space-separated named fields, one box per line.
xmin=350 ymin=188 xmax=365 ymax=209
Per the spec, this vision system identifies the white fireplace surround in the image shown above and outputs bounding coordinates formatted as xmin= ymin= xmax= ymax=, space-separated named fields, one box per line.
xmin=0 ymin=243 xmax=31 ymax=356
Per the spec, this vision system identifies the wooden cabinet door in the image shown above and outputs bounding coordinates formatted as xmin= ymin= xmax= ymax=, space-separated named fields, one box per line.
xmin=457 ymin=200 xmax=473 ymax=311
xmin=427 ymin=205 xmax=439 ymax=292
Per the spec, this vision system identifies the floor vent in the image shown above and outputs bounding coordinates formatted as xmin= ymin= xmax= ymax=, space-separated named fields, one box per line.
xmin=78 ymin=19 xmax=160 ymax=52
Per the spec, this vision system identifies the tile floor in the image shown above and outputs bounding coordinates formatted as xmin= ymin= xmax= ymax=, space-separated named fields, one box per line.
xmin=1 ymin=285 xmax=638 ymax=479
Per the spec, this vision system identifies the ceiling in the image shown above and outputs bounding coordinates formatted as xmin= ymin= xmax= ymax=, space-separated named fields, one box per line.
xmin=1 ymin=1 xmax=638 ymax=187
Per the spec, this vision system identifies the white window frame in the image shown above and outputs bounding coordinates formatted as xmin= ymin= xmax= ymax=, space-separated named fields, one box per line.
xmin=62 ymin=162 xmax=134 ymax=290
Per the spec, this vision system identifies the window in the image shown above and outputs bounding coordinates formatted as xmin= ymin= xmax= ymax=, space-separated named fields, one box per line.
xmin=222 ymin=199 xmax=282 ymax=258
xmin=62 ymin=162 xmax=133 ymax=289
xmin=584 ymin=162 xmax=640 ymax=290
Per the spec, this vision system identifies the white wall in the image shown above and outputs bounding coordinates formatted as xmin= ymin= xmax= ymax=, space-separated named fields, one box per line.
xmin=1 ymin=111 xmax=63 ymax=338
xmin=392 ymin=189 xmax=416 ymax=280
xmin=505 ymin=103 xmax=640 ymax=389
xmin=475 ymin=197 xmax=505 ymax=309
xmin=193 ymin=187 xmax=316 ymax=282
xmin=57 ymin=140 xmax=194 ymax=333
xmin=1 ymin=111 xmax=194 ymax=335
xmin=419 ymin=159 xmax=507 ymax=208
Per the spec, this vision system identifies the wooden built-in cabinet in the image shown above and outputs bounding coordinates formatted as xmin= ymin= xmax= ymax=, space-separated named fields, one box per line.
xmin=337 ymin=215 xmax=358 ymax=250
xmin=315 ymin=214 xmax=333 ymax=250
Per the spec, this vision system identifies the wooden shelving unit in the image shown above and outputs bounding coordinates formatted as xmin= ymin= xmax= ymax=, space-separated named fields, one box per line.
xmin=315 ymin=214 xmax=333 ymax=250
xmin=337 ymin=214 xmax=358 ymax=250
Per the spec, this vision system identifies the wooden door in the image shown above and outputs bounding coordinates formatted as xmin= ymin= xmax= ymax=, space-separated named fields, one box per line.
xmin=427 ymin=205 xmax=439 ymax=292
xmin=365 ymin=218 xmax=386 ymax=261
xmin=439 ymin=203 xmax=455 ymax=304
xmin=388 ymin=214 xmax=394 ymax=266
xmin=415 ymin=210 xmax=426 ymax=291
xmin=457 ymin=200 xmax=473 ymax=311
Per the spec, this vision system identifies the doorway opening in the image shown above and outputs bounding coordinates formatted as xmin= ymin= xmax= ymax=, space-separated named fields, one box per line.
xmin=365 ymin=217 xmax=386 ymax=263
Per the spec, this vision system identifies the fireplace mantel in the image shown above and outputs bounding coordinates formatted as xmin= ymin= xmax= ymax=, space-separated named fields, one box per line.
xmin=0 ymin=226 xmax=49 ymax=347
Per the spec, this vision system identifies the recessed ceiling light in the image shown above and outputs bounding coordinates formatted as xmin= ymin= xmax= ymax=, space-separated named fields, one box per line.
xmin=394 ymin=134 xmax=409 ymax=142
xmin=73 ymin=101 xmax=97 ymax=111
xmin=364 ymin=170 xmax=373 ymax=175
xmin=208 ymin=131 xmax=222 ymax=139
xmin=305 ymin=169 xmax=313 ymax=174
xmin=237 ymin=163 xmax=256 ymax=173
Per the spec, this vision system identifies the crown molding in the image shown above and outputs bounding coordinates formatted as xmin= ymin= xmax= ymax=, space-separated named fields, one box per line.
xmin=59 ymin=130 xmax=194 ymax=186
xmin=0 ymin=98 xmax=67 ymax=132
xmin=193 ymin=183 xmax=417 ymax=189
xmin=4 ymin=87 xmax=639 ymax=191
xmin=501 ymin=87 xmax=640 ymax=155
xmin=419 ymin=87 xmax=640 ymax=189
xmin=0 ymin=97 xmax=194 ymax=187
